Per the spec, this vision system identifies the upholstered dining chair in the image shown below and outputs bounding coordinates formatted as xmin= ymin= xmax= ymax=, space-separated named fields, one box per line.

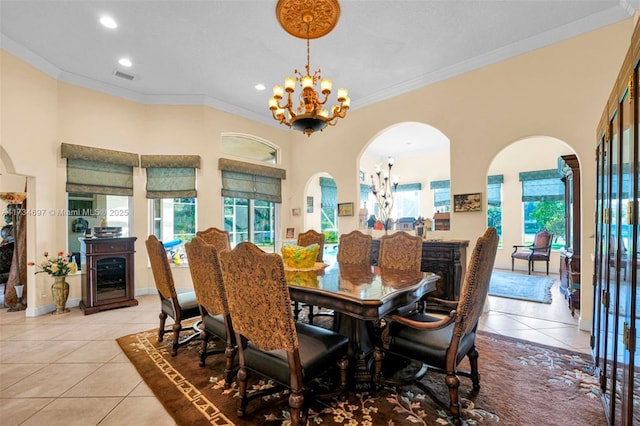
xmin=337 ymin=230 xmax=372 ymax=265
xmin=145 ymin=235 xmax=201 ymax=356
xmin=218 ymin=242 xmax=349 ymax=426
xmin=511 ymin=228 xmax=553 ymax=275
xmin=294 ymin=229 xmax=327 ymax=323
xmin=184 ymin=236 xmax=236 ymax=386
xmin=297 ymin=229 xmax=325 ymax=262
xmin=196 ymin=227 xmax=231 ymax=251
xmin=372 ymin=227 xmax=498 ymax=425
xmin=377 ymin=231 xmax=423 ymax=272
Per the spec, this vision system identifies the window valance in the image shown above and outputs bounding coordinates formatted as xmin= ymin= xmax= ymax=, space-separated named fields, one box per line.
xmin=396 ymin=183 xmax=422 ymax=192
xmin=519 ymin=169 xmax=563 ymax=202
xmin=61 ymin=143 xmax=138 ymax=196
xmin=141 ymin=155 xmax=201 ymax=199
xmin=218 ymin=158 xmax=286 ymax=203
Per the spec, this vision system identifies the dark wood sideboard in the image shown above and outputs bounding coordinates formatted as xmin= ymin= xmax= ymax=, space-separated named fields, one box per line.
xmin=370 ymin=238 xmax=469 ymax=302
xmin=79 ymin=237 xmax=137 ymax=315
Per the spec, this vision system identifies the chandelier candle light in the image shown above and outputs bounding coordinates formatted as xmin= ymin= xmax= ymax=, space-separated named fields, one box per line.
xmin=269 ymin=0 xmax=350 ymax=136
xmin=370 ymin=157 xmax=399 ymax=232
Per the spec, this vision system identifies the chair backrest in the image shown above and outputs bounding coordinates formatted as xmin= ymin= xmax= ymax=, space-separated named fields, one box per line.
xmin=455 ymin=228 xmax=499 ymax=337
xmin=196 ymin=227 xmax=230 ymax=251
xmin=297 ymin=229 xmax=325 ymax=262
xmin=184 ymin=236 xmax=229 ymax=317
xmin=219 ymin=242 xmax=298 ymax=352
xmin=337 ymin=230 xmax=372 ymax=265
xmin=377 ymin=231 xmax=423 ymax=272
xmin=145 ymin=235 xmax=178 ymax=301
xmin=532 ymin=229 xmax=553 ymax=255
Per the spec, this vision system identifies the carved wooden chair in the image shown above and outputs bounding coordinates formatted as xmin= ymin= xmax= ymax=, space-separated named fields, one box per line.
xmin=294 ymin=229 xmax=328 ymax=323
xmin=372 ymin=228 xmax=499 ymax=425
xmin=337 ymin=230 xmax=372 ymax=265
xmin=511 ymin=229 xmax=553 ymax=275
xmin=184 ymin=236 xmax=236 ymax=386
xmin=218 ymin=242 xmax=349 ymax=426
xmin=297 ymin=229 xmax=325 ymax=262
xmin=196 ymin=227 xmax=231 ymax=251
xmin=145 ymin=235 xmax=201 ymax=356
xmin=377 ymin=231 xmax=423 ymax=272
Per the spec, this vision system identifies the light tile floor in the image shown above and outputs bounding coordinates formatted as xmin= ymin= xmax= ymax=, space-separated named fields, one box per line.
xmin=0 ymin=269 xmax=590 ymax=425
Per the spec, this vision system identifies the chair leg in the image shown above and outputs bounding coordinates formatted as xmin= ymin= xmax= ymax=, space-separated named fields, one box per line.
xmin=292 ymin=301 xmax=301 ymax=321
xmin=158 ymin=312 xmax=167 ymax=342
xmin=288 ymin=390 xmax=305 ymax=426
xmin=372 ymin=346 xmax=384 ymax=388
xmin=224 ymin=344 xmax=236 ymax=388
xmin=307 ymin=305 xmax=315 ymax=324
xmin=171 ymin=322 xmax=182 ymax=356
xmin=236 ymin=366 xmax=249 ymax=417
xmin=445 ymin=371 xmax=461 ymax=423
xmin=546 ymin=260 xmax=549 ymax=275
xmin=199 ymin=330 xmax=211 ymax=367
xmin=528 ymin=260 xmax=532 ymax=275
xmin=338 ymin=356 xmax=349 ymax=401
xmin=511 ymin=257 xmax=514 ymax=271
xmin=468 ymin=346 xmax=480 ymax=390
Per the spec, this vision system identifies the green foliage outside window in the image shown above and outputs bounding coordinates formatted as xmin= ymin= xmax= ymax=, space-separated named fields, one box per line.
xmin=526 ymin=200 xmax=565 ymax=248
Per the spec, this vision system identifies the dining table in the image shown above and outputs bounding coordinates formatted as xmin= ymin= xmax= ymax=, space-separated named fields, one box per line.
xmin=284 ymin=261 xmax=438 ymax=390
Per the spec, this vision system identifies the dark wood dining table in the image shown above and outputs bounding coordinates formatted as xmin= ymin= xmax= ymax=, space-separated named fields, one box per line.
xmin=285 ymin=262 xmax=438 ymax=390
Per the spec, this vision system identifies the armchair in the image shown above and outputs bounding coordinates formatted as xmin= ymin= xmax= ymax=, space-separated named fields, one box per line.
xmin=196 ymin=227 xmax=231 ymax=251
xmin=218 ymin=242 xmax=349 ymax=425
xmin=511 ymin=229 xmax=553 ymax=275
xmin=372 ymin=228 xmax=498 ymax=424
xmin=337 ymin=230 xmax=372 ymax=265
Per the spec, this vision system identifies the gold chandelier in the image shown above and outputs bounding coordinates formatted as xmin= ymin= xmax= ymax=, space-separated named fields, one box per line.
xmin=269 ymin=0 xmax=350 ymax=137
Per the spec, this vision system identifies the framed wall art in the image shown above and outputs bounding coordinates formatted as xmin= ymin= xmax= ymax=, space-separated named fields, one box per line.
xmin=453 ymin=193 xmax=482 ymax=212
xmin=337 ymin=202 xmax=354 ymax=216
xmin=306 ymin=196 xmax=314 ymax=213
xmin=285 ymin=227 xmax=295 ymax=239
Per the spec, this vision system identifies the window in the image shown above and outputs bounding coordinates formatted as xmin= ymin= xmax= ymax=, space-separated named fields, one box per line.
xmin=61 ymin=143 xmax=138 ymax=259
xmin=487 ymin=175 xmax=503 ymax=242
xmin=221 ymin=133 xmax=277 ymax=164
xmin=320 ymin=177 xmax=337 ymax=243
xmin=393 ymin=183 xmax=421 ymax=218
xmin=223 ymin=197 xmax=276 ymax=250
xmin=218 ymin=135 xmax=284 ymax=251
xmin=430 ymin=180 xmax=450 ymax=212
xmin=151 ymin=198 xmax=196 ymax=243
xmin=141 ymin=155 xmax=200 ymax=260
xmin=519 ymin=169 xmax=565 ymax=247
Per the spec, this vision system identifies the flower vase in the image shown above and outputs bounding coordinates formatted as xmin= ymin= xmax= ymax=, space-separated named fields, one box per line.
xmin=51 ymin=276 xmax=70 ymax=314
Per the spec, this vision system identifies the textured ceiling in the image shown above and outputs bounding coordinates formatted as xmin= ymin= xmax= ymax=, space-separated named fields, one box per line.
xmin=1 ymin=0 xmax=637 ymax=158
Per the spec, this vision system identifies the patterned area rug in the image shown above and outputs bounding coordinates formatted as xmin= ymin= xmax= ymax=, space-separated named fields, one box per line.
xmin=116 ymin=327 xmax=604 ymax=425
xmin=488 ymin=270 xmax=554 ymax=303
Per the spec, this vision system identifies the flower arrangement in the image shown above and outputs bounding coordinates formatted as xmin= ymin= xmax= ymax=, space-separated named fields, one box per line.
xmin=28 ymin=251 xmax=77 ymax=276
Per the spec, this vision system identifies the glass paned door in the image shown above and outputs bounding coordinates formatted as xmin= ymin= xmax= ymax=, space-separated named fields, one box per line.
xmin=223 ymin=197 xmax=276 ymax=252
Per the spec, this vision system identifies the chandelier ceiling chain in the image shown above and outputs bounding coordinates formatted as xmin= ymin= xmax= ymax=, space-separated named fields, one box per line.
xmin=269 ymin=0 xmax=350 ymax=137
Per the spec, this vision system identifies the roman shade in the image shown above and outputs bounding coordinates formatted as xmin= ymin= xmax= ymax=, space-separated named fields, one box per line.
xmin=519 ymin=169 xmax=563 ymax=202
xmin=487 ymin=175 xmax=504 ymax=207
xmin=61 ymin=143 xmax=138 ymax=196
xmin=396 ymin=183 xmax=422 ymax=192
xmin=430 ymin=179 xmax=450 ymax=208
xmin=320 ymin=177 xmax=337 ymax=209
xmin=141 ymin=155 xmax=201 ymax=199
xmin=218 ymin=158 xmax=286 ymax=203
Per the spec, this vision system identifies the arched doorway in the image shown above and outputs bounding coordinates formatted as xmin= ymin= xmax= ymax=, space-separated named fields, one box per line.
xmin=359 ymin=122 xmax=450 ymax=233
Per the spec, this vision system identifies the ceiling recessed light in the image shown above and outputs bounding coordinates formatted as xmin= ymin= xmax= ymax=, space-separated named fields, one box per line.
xmin=254 ymin=84 xmax=266 ymax=91
xmin=118 ymin=58 xmax=132 ymax=67
xmin=99 ymin=16 xmax=117 ymax=29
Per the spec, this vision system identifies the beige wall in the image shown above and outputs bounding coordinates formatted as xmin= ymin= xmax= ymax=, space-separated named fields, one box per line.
xmin=0 ymin=18 xmax=635 ymax=328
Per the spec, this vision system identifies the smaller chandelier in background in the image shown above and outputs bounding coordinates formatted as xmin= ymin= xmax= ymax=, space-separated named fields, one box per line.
xmin=269 ymin=0 xmax=350 ymax=137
